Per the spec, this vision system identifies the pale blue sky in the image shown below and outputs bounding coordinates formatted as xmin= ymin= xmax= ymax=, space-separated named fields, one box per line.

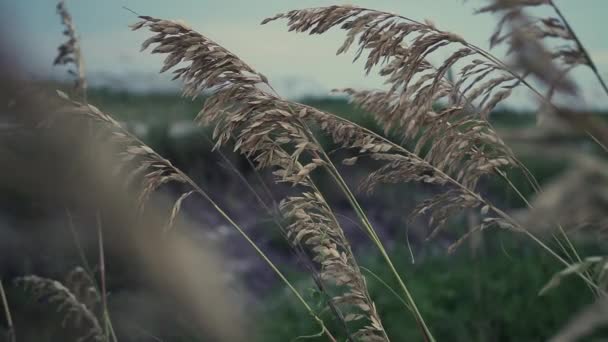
xmin=3 ymin=0 xmax=608 ymax=107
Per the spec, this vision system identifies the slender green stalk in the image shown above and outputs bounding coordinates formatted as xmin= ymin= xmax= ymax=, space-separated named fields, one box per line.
xmin=495 ymin=170 xmax=599 ymax=296
xmin=496 ymin=169 xmax=585 ymax=265
xmin=172 ymin=168 xmax=337 ymax=342
xmin=489 ymin=205 xmax=602 ymax=293
xmin=204 ymin=134 xmax=274 ymax=214
xmin=324 ymin=160 xmax=435 ymax=342
xmin=289 ymin=112 xmax=432 ymax=340
xmin=308 ymin=104 xmax=601 ymax=294
xmin=552 ymin=235 xmax=574 ymax=264
xmin=243 ymin=154 xmax=280 ymax=212
xmin=306 ymin=180 xmax=390 ymax=342
xmin=96 ymin=214 xmax=111 ymax=342
xmin=210 ymin=141 xmax=355 ymax=341
xmin=0 ymin=279 xmax=15 ymax=342
xmin=66 ymin=209 xmax=94 ymax=274
xmin=447 ymin=170 xmax=600 ymax=292
xmin=65 ymin=209 xmax=119 ymax=342
xmin=76 ymin=102 xmax=336 ymax=340
xmin=293 ymin=115 xmax=432 ymax=339
xmin=588 ymin=133 xmax=608 ymax=153
xmin=361 ymin=267 xmax=412 ymax=311
xmin=106 ymin=114 xmax=337 ymax=340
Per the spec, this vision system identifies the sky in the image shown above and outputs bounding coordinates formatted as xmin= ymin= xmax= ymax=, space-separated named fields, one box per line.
xmin=2 ymin=0 xmax=608 ymax=108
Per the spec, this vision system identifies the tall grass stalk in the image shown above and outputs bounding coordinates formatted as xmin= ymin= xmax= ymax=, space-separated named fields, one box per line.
xmin=96 ymin=214 xmax=112 ymax=342
xmin=65 ymin=209 xmax=119 ymax=342
xmin=312 ymin=136 xmax=435 ymax=341
xmin=170 ymin=167 xmax=337 ymax=341
xmin=64 ymin=94 xmax=338 ymax=341
xmin=0 ymin=279 xmax=15 ymax=342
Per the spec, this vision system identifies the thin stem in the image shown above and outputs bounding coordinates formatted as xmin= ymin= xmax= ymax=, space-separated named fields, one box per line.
xmin=172 ymin=168 xmax=337 ymax=342
xmin=463 ymin=42 xmax=549 ymax=104
xmin=548 ymin=0 xmax=608 ymax=98
xmin=489 ymin=205 xmax=602 ymax=293
xmin=588 ymin=132 xmax=608 ymax=153
xmin=552 ymin=235 xmax=574 ymax=264
xmin=319 ymin=148 xmax=434 ymax=342
xmin=65 ymin=209 xmax=119 ymax=342
xmin=289 ymin=115 xmax=422 ymax=340
xmin=66 ymin=209 xmax=94 ymax=274
xmin=213 ymin=141 xmax=354 ymax=341
xmin=495 ymin=169 xmax=533 ymax=208
xmin=303 ymin=182 xmax=368 ymax=342
xmin=496 ymin=170 xmax=598 ymax=296
xmin=447 ymin=167 xmax=600 ymax=291
xmin=361 ymin=267 xmax=412 ymax=311
xmin=554 ymin=224 xmax=599 ymax=295
xmin=203 ymin=133 xmax=278 ymax=214
xmin=0 ymin=279 xmax=15 ymax=342
xmin=244 ymin=154 xmax=279 ymax=211
xmin=79 ymin=102 xmax=336 ymax=342
xmin=299 ymin=101 xmax=600 ymax=293
xmin=215 ymin=146 xmax=272 ymax=213
xmin=96 ymin=214 xmax=111 ymax=342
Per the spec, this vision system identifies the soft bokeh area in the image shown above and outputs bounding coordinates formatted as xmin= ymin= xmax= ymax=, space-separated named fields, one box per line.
xmin=6 ymin=0 xmax=608 ymax=106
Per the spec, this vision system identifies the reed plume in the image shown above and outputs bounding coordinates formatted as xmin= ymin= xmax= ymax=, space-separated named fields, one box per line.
xmin=55 ymin=0 xmax=87 ymax=102
xmin=64 ymin=267 xmax=102 ymax=316
xmin=56 ymin=90 xmax=189 ymax=216
xmin=264 ymin=6 xmax=518 ymax=238
xmin=14 ymin=275 xmax=104 ymax=342
xmin=477 ymin=0 xmax=608 ymax=97
xmin=262 ymin=6 xmax=608 ymax=299
xmin=56 ymin=90 xmax=339 ymax=341
xmin=477 ymin=0 xmax=608 ymax=147
xmin=132 ymin=15 xmax=407 ymax=341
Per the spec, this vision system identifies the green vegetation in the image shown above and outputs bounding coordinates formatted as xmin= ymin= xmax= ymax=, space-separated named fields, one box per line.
xmin=259 ymin=232 xmax=603 ymax=341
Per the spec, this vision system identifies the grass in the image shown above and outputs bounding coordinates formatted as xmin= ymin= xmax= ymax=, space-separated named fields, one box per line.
xmin=258 ymin=231 xmax=604 ymax=341
xmin=3 ymin=0 xmax=608 ymax=341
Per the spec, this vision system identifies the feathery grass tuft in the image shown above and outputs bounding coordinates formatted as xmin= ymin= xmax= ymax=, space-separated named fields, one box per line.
xmin=14 ymin=275 xmax=104 ymax=342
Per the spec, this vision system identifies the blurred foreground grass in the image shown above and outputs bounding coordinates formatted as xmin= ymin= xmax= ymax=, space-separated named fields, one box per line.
xmin=45 ymin=87 xmax=607 ymax=341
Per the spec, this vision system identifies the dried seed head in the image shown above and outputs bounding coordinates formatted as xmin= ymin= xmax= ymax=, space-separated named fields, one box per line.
xmin=15 ymin=275 xmax=104 ymax=342
xmin=55 ymin=0 xmax=87 ymax=101
xmin=478 ymin=0 xmax=584 ymax=95
xmin=265 ymin=5 xmax=521 ymax=239
xmin=134 ymin=15 xmax=389 ymax=340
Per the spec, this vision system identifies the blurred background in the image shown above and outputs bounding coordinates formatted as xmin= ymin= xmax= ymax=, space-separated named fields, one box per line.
xmin=6 ymin=0 xmax=608 ymax=105
xmin=1 ymin=1 xmax=608 ymax=341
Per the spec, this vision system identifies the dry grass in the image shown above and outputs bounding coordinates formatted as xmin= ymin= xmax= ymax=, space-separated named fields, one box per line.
xmin=55 ymin=0 xmax=87 ymax=103
xmin=15 ymin=275 xmax=104 ymax=342
xmin=128 ymin=2 xmax=607 ymax=339
xmin=131 ymin=16 xmax=394 ymax=341
xmin=0 ymin=279 xmax=15 ymax=342
xmin=2 ymin=0 xmax=608 ymax=341
xmin=132 ymin=2 xmax=608 ymax=340
xmin=0 ymin=76 xmax=249 ymax=341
